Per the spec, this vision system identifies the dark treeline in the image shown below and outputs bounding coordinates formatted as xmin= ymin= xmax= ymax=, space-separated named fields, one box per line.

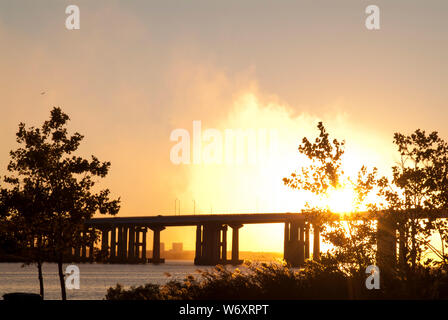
xmin=106 ymin=260 xmax=448 ymax=300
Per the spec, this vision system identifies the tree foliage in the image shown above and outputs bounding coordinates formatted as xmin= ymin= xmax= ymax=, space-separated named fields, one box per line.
xmin=283 ymin=122 xmax=377 ymax=276
xmin=283 ymin=122 xmax=345 ymax=195
xmin=284 ymin=122 xmax=448 ymax=283
xmin=377 ymin=130 xmax=448 ymax=271
xmin=3 ymin=107 xmax=121 ymax=299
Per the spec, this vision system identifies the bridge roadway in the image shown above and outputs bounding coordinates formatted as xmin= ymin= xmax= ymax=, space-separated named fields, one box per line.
xmin=86 ymin=213 xmax=306 ymax=227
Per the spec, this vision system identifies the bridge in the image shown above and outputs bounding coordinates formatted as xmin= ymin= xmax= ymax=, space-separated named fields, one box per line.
xmin=63 ymin=209 xmax=448 ymax=272
xmin=68 ymin=211 xmax=398 ymax=268
xmin=71 ymin=213 xmax=322 ymax=266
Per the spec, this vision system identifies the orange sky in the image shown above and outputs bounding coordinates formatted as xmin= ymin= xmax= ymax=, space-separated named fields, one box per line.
xmin=1 ymin=1 xmax=447 ymax=251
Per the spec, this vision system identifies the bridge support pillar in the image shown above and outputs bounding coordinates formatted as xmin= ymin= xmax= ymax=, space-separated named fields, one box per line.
xmin=203 ymin=223 xmax=220 ymax=265
xmin=230 ymin=224 xmax=243 ymax=265
xmin=81 ymin=230 xmax=87 ymax=261
xmin=128 ymin=226 xmax=135 ymax=262
xmin=89 ymin=228 xmax=95 ymax=262
xmin=194 ymin=225 xmax=203 ymax=265
xmin=377 ymin=215 xmax=397 ymax=282
xmin=305 ymin=223 xmax=310 ymax=259
xmin=284 ymin=222 xmax=289 ymax=261
xmin=284 ymin=220 xmax=305 ymax=267
xmin=134 ymin=228 xmax=140 ymax=260
xmin=121 ymin=227 xmax=128 ymax=261
xmin=101 ymin=228 xmax=109 ymax=262
xmin=115 ymin=226 xmax=127 ymax=263
xmin=131 ymin=227 xmax=147 ymax=263
xmin=220 ymin=225 xmax=228 ymax=262
xmin=149 ymin=225 xmax=165 ymax=264
xmin=110 ymin=227 xmax=116 ymax=262
xmin=195 ymin=223 xmax=231 ymax=265
xmin=73 ymin=246 xmax=81 ymax=262
xmin=141 ymin=228 xmax=147 ymax=263
xmin=313 ymin=223 xmax=320 ymax=260
xmin=117 ymin=227 xmax=122 ymax=261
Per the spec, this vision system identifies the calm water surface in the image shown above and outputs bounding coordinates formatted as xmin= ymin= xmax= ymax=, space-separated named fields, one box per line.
xmin=0 ymin=261 xmax=217 ymax=300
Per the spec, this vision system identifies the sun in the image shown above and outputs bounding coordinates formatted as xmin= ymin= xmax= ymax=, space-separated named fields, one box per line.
xmin=323 ymin=186 xmax=358 ymax=214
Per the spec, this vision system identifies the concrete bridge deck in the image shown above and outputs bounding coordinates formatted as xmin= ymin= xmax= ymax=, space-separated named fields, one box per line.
xmin=86 ymin=213 xmax=306 ymax=227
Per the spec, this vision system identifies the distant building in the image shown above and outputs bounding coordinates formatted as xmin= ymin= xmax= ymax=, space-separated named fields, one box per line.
xmin=160 ymin=242 xmax=165 ymax=255
xmin=172 ymin=242 xmax=183 ymax=253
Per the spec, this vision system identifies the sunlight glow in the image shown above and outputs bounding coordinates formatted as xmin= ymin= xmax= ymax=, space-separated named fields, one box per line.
xmin=323 ymin=186 xmax=358 ymax=214
xmin=177 ymin=92 xmax=390 ymax=250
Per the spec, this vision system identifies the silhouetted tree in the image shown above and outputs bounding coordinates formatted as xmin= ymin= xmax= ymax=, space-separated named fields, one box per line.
xmin=283 ymin=122 xmax=377 ymax=281
xmin=4 ymin=107 xmax=120 ymax=300
xmin=377 ymin=130 xmax=448 ymax=273
xmin=283 ymin=122 xmax=345 ymax=196
xmin=284 ymin=122 xmax=448 ymax=293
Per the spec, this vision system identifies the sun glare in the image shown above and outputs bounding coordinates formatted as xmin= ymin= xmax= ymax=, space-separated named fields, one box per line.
xmin=323 ymin=186 xmax=358 ymax=214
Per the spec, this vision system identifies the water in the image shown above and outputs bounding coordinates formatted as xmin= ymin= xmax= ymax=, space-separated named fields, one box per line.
xmin=0 ymin=261 xmax=217 ymax=300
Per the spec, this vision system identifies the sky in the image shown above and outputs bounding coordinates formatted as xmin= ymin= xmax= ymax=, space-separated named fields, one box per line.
xmin=1 ymin=0 xmax=447 ymax=251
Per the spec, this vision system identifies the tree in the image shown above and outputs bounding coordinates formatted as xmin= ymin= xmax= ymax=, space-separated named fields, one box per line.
xmin=4 ymin=107 xmax=120 ymax=300
xmin=284 ymin=122 xmax=448 ymax=292
xmin=283 ymin=122 xmax=377 ymax=279
xmin=377 ymin=130 xmax=448 ymax=273
xmin=283 ymin=121 xmax=345 ymax=197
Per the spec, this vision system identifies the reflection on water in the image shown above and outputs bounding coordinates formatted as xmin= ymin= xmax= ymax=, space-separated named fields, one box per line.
xmin=0 ymin=261 xmax=216 ymax=300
